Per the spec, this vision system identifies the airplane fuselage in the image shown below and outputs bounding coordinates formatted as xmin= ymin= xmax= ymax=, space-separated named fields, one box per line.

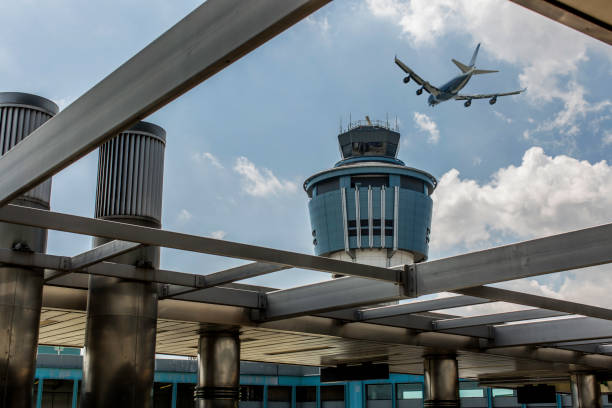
xmin=428 ymin=71 xmax=473 ymax=106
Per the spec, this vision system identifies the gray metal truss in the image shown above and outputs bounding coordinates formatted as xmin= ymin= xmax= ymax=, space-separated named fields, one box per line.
xmin=0 ymin=0 xmax=332 ymax=207
xmin=356 ymin=295 xmax=491 ymax=321
xmin=432 ymin=309 xmax=567 ymax=330
xmin=492 ymin=317 xmax=612 ymax=347
xmin=44 ymin=240 xmax=141 ymax=282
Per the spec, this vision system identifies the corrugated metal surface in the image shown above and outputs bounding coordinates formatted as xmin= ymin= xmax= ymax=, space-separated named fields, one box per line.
xmin=0 ymin=93 xmax=58 ymax=208
xmin=95 ymin=121 xmax=166 ymax=225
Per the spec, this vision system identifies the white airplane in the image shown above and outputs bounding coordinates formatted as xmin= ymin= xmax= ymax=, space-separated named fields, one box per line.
xmin=395 ymin=43 xmax=525 ymax=107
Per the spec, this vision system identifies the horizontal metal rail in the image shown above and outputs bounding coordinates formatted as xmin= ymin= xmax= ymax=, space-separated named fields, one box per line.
xmin=44 ymin=240 xmax=141 ymax=282
xmin=492 ymin=316 xmax=612 ymax=347
xmin=0 ymin=205 xmax=398 ymax=282
xmin=357 ymin=295 xmax=491 ymax=321
xmin=432 ymin=309 xmax=567 ymax=330
xmin=0 ymin=0 xmax=332 ymax=207
xmin=455 ymin=286 xmax=612 ymax=321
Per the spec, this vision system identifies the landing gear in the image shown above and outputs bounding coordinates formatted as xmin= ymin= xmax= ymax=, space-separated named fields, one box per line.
xmin=489 ymin=96 xmax=497 ymax=105
xmin=416 ymin=88 xmax=423 ymax=96
xmin=464 ymin=100 xmax=471 ymax=107
xmin=403 ymin=75 xmax=411 ymax=84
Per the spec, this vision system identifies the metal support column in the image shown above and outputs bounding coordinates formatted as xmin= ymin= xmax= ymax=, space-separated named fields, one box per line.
xmin=195 ymin=327 xmax=240 ymax=408
xmin=80 ymin=121 xmax=166 ymax=407
xmin=0 ymin=92 xmax=57 ymax=408
xmin=423 ymin=355 xmax=459 ymax=408
xmin=570 ymin=373 xmax=602 ymax=408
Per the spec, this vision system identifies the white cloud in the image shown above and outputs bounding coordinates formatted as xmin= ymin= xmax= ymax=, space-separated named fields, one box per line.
xmin=306 ymin=15 xmax=330 ymax=33
xmin=431 ymin=146 xmax=612 ymax=252
xmin=602 ymin=133 xmax=612 ymax=146
xmin=193 ymin=152 xmax=224 ymax=169
xmin=493 ymin=110 xmax=512 ymax=124
xmin=177 ymin=209 xmax=192 ymax=223
xmin=210 ymin=230 xmax=227 ymax=240
xmin=233 ymin=156 xmax=298 ymax=197
xmin=413 ymin=112 xmax=439 ymax=143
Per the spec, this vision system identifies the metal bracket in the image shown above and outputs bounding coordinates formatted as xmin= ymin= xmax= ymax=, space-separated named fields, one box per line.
xmin=12 ymin=241 xmax=32 ymax=253
xmin=257 ymin=293 xmax=268 ymax=309
xmin=401 ymin=264 xmax=417 ymax=298
xmin=160 ymin=284 xmax=170 ymax=298
xmin=195 ymin=275 xmax=207 ymax=288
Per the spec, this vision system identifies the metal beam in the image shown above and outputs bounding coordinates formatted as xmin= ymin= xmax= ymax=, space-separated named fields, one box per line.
xmin=357 ymin=295 xmax=491 ymax=321
xmin=257 ymin=277 xmax=403 ymax=321
xmin=44 ymin=240 xmax=141 ymax=282
xmin=492 ymin=317 xmax=612 ymax=347
xmin=160 ymin=262 xmax=288 ymax=299
xmin=0 ymin=205 xmax=397 ymax=282
xmin=0 ymin=0 xmax=331 ymax=207
xmin=0 ymin=248 xmax=263 ymax=308
xmin=433 ymin=309 xmax=567 ymax=330
xmin=455 ymin=286 xmax=612 ymax=321
xmin=416 ymin=221 xmax=612 ymax=295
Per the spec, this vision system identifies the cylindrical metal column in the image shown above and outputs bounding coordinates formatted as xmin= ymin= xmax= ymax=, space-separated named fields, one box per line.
xmin=80 ymin=121 xmax=166 ymax=408
xmin=195 ymin=328 xmax=241 ymax=408
xmin=571 ymin=373 xmax=602 ymax=408
xmin=423 ymin=355 xmax=459 ymax=408
xmin=0 ymin=92 xmax=58 ymax=408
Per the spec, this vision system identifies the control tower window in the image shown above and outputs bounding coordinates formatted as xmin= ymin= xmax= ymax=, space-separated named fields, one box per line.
xmin=400 ymin=176 xmax=425 ymax=193
xmin=317 ymin=178 xmax=339 ymax=195
xmin=351 ymin=141 xmax=387 ymax=156
xmin=351 ymin=176 xmax=388 ymax=188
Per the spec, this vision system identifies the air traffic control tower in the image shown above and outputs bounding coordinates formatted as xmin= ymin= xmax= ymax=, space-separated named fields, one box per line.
xmin=304 ymin=119 xmax=436 ymax=268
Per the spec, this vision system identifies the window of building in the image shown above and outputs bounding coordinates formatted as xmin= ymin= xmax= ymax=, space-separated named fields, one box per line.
xmin=153 ymin=382 xmax=173 ymax=407
xmin=459 ymin=382 xmax=485 ymax=398
xmin=492 ymin=388 xmax=515 ymax=397
xmin=296 ymin=386 xmax=316 ymax=402
xmin=321 ymin=385 xmax=344 ymax=401
xmin=317 ymin=178 xmax=339 ymax=195
xmin=176 ymin=383 xmax=196 ymax=408
xmin=400 ymin=176 xmax=424 ymax=193
xmin=241 ymin=385 xmax=264 ymax=401
xmin=268 ymin=386 xmax=292 ymax=402
xmin=366 ymin=384 xmax=392 ymax=400
xmin=396 ymin=383 xmax=423 ymax=400
xmin=351 ymin=176 xmax=388 ymax=188
xmin=41 ymin=379 xmax=73 ymax=408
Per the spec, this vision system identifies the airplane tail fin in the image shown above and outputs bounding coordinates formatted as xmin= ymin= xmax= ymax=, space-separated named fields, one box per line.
xmin=469 ymin=43 xmax=481 ymax=66
xmin=472 ymin=69 xmax=499 ymax=75
xmin=452 ymin=59 xmax=471 ymax=73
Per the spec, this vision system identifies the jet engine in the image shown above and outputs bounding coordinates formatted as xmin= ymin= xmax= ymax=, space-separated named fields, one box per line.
xmin=464 ymin=100 xmax=471 ymax=107
xmin=416 ymin=88 xmax=423 ymax=95
xmin=403 ymin=75 xmax=411 ymax=83
xmin=489 ymin=96 xmax=497 ymax=105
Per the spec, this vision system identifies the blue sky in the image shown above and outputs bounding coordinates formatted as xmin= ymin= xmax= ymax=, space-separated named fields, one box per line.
xmin=2 ymin=0 xmax=612 ymax=309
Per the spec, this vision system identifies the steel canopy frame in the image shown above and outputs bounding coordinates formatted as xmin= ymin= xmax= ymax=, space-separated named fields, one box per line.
xmin=0 ymin=0 xmax=332 ymax=207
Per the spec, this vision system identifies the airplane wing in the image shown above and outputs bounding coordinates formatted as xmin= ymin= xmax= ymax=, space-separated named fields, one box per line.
xmin=394 ymin=56 xmax=440 ymax=96
xmin=455 ymin=89 xmax=526 ymax=100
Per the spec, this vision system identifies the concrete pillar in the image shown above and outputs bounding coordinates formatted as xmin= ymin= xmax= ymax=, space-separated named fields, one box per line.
xmin=0 ymin=92 xmax=58 ymax=407
xmin=423 ymin=355 xmax=459 ymax=408
xmin=571 ymin=373 xmax=602 ymax=408
xmin=80 ymin=121 xmax=166 ymax=408
xmin=195 ymin=327 xmax=241 ymax=408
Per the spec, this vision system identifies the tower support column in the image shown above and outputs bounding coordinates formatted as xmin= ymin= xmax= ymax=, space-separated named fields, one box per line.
xmin=423 ymin=354 xmax=459 ymax=408
xmin=571 ymin=373 xmax=602 ymax=408
xmin=80 ymin=122 xmax=166 ymax=407
xmin=195 ymin=328 xmax=241 ymax=408
xmin=0 ymin=92 xmax=58 ymax=408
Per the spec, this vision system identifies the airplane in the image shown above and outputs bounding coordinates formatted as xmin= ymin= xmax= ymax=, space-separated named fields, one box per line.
xmin=394 ymin=43 xmax=525 ymax=107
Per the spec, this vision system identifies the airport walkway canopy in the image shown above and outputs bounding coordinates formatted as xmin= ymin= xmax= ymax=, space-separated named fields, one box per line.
xmin=0 ymin=0 xmax=611 ymax=393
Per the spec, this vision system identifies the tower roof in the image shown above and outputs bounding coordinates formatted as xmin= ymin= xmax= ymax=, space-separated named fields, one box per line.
xmin=337 ymin=120 xmax=400 ymax=165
